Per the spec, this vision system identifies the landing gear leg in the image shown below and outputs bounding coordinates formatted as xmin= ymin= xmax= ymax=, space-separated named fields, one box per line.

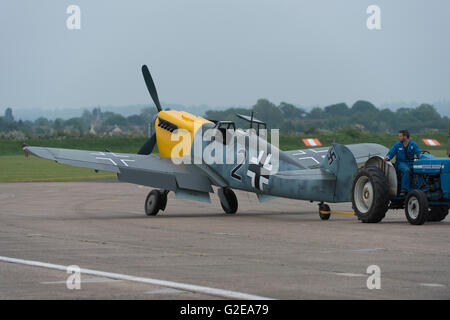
xmin=145 ymin=189 xmax=169 ymax=216
xmin=218 ymin=187 xmax=238 ymax=214
xmin=318 ymin=202 xmax=331 ymax=220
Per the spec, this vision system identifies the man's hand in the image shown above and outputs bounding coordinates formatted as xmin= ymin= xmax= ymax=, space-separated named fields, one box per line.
xmin=384 ymin=156 xmax=390 ymax=161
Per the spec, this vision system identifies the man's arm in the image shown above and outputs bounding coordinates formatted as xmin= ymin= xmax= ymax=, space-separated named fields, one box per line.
xmin=384 ymin=143 xmax=398 ymax=161
xmin=414 ymin=141 xmax=422 ymax=159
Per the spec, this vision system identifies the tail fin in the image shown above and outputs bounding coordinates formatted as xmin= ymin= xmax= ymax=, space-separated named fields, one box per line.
xmin=320 ymin=143 xmax=358 ymax=202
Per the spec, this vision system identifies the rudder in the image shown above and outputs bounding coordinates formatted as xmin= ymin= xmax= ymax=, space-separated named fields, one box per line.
xmin=320 ymin=143 xmax=358 ymax=202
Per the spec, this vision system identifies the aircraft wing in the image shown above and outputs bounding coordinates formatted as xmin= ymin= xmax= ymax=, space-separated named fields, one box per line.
xmin=23 ymin=146 xmax=213 ymax=193
xmin=285 ymin=143 xmax=389 ymax=168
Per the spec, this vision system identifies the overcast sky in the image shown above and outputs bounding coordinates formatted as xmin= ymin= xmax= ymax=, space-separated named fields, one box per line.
xmin=1 ymin=0 xmax=449 ymax=111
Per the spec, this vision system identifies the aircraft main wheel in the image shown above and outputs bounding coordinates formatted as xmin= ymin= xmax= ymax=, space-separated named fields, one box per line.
xmin=145 ymin=190 xmax=163 ymax=216
xmin=351 ymin=166 xmax=389 ymax=223
xmin=219 ymin=187 xmax=238 ymax=214
xmin=405 ymin=190 xmax=428 ymax=225
xmin=319 ymin=203 xmax=331 ymax=220
xmin=428 ymin=206 xmax=448 ymax=222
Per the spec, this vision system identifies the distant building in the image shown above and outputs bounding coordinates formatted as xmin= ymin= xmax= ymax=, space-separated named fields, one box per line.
xmin=110 ymin=124 xmax=122 ymax=135
xmin=89 ymin=123 xmax=96 ymax=135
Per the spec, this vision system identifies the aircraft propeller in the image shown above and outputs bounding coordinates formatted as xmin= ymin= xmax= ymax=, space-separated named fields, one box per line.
xmin=141 ymin=65 xmax=162 ymax=112
xmin=138 ymin=65 xmax=160 ymax=155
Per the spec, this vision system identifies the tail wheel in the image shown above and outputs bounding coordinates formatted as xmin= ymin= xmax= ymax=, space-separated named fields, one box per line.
xmin=351 ymin=166 xmax=389 ymax=223
xmin=319 ymin=203 xmax=331 ymax=220
xmin=145 ymin=189 xmax=167 ymax=216
xmin=405 ymin=190 xmax=428 ymax=225
xmin=428 ymin=206 xmax=448 ymax=222
xmin=220 ymin=188 xmax=238 ymax=214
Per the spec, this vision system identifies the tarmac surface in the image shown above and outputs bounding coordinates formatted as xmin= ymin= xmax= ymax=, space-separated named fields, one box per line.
xmin=0 ymin=180 xmax=449 ymax=299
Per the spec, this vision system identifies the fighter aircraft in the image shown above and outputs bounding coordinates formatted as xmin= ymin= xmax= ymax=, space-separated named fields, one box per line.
xmin=22 ymin=65 xmax=388 ymax=217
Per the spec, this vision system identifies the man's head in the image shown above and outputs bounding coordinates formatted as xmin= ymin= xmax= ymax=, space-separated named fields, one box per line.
xmin=398 ymin=129 xmax=410 ymax=142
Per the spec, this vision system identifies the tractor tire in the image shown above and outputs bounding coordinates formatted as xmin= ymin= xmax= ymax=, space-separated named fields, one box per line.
xmin=428 ymin=206 xmax=448 ymax=222
xmin=319 ymin=203 xmax=331 ymax=220
xmin=405 ymin=190 xmax=428 ymax=225
xmin=351 ymin=166 xmax=389 ymax=223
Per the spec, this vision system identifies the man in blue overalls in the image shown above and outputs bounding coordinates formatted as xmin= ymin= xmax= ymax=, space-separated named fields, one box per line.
xmin=384 ymin=129 xmax=422 ymax=196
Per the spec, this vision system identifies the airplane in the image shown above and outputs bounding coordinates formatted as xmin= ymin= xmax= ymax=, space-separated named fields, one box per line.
xmin=22 ymin=65 xmax=388 ymax=218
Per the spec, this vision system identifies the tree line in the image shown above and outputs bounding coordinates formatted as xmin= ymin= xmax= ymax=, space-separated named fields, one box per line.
xmin=206 ymin=99 xmax=448 ymax=134
xmin=0 ymin=99 xmax=448 ymax=139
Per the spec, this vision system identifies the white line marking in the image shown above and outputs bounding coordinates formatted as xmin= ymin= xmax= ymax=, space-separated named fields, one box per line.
xmin=0 ymin=256 xmax=273 ymax=300
xmin=420 ymin=283 xmax=446 ymax=288
xmin=292 ymin=150 xmax=306 ymax=156
xmin=41 ymin=277 xmax=121 ymax=284
xmin=145 ymin=288 xmax=187 ymax=295
xmin=332 ymin=272 xmax=365 ymax=277
xmin=120 ymin=159 xmax=135 ymax=167
xmin=309 ymin=148 xmax=327 ymax=153
xmin=350 ymin=248 xmax=385 ymax=252
xmin=95 ymin=157 xmax=117 ymax=165
xmin=110 ymin=153 xmax=129 ymax=158
xmin=297 ymin=156 xmax=320 ymax=164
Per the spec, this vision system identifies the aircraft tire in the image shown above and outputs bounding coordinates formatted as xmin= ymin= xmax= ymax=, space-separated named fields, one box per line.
xmin=220 ymin=188 xmax=238 ymax=214
xmin=427 ymin=206 xmax=448 ymax=222
xmin=319 ymin=203 xmax=331 ymax=220
xmin=145 ymin=189 xmax=162 ymax=216
xmin=352 ymin=166 xmax=389 ymax=223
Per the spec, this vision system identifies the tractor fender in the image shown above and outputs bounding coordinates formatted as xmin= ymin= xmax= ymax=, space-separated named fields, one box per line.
xmin=364 ymin=156 xmax=397 ymax=196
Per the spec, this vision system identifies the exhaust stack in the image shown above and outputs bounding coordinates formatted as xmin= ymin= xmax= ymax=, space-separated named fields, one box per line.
xmin=448 ymin=122 xmax=450 ymax=157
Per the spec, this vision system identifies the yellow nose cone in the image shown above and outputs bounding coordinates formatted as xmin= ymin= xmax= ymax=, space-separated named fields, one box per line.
xmin=155 ymin=110 xmax=213 ymax=158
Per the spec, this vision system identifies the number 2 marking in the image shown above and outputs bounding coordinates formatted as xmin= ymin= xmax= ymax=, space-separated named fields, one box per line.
xmin=231 ymin=149 xmax=246 ymax=181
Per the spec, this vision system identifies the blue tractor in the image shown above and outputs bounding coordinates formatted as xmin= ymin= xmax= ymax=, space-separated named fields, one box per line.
xmin=351 ymin=152 xmax=450 ymax=225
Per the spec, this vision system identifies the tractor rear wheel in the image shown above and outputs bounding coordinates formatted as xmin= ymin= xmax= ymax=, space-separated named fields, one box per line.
xmin=405 ymin=190 xmax=428 ymax=225
xmin=351 ymin=166 xmax=389 ymax=223
xmin=428 ymin=206 xmax=448 ymax=222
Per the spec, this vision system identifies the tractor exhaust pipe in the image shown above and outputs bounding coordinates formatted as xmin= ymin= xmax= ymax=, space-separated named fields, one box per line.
xmin=448 ymin=122 xmax=450 ymax=158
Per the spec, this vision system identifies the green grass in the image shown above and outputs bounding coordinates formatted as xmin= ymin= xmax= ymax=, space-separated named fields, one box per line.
xmin=279 ymin=131 xmax=448 ymax=152
xmin=0 ymin=155 xmax=115 ymax=182
xmin=0 ymin=133 xmax=448 ymax=182
xmin=0 ymin=137 xmax=143 ymax=182
xmin=0 ymin=136 xmax=149 ymax=156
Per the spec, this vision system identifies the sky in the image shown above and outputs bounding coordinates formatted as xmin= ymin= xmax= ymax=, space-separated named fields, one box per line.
xmin=1 ymin=0 xmax=449 ymax=111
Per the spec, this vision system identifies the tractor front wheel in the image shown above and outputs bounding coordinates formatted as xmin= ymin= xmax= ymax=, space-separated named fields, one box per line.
xmin=405 ymin=190 xmax=428 ymax=225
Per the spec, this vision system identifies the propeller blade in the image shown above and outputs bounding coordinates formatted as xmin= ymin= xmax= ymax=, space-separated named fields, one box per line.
xmin=137 ymin=133 xmax=157 ymax=155
xmin=141 ymin=65 xmax=162 ymax=112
